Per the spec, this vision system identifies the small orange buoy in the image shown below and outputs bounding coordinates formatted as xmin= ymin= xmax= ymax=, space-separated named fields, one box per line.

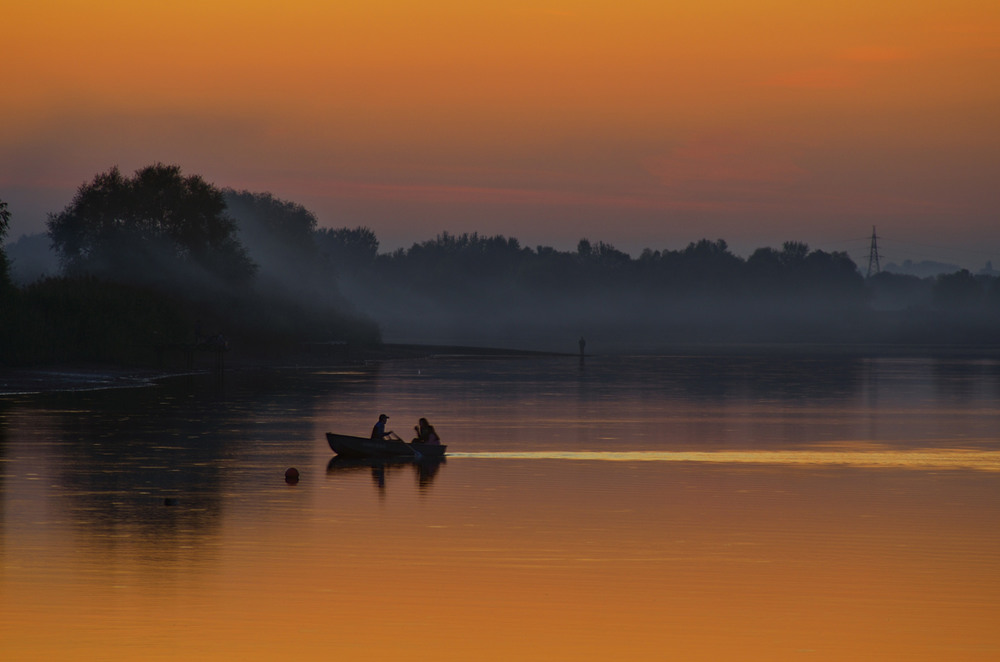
xmin=285 ymin=467 xmax=300 ymax=484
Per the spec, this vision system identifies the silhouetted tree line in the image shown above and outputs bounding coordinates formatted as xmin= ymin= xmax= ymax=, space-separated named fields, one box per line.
xmin=319 ymin=229 xmax=1000 ymax=347
xmin=48 ymin=165 xmax=257 ymax=289
xmin=0 ymin=199 xmax=11 ymax=295
xmin=320 ymin=232 xmax=873 ymax=345
xmin=4 ymin=162 xmax=1000 ymax=365
xmin=867 ymin=269 xmax=1000 ymax=312
xmin=1 ymin=167 xmax=379 ymax=367
xmin=328 ymin=232 xmax=868 ymax=304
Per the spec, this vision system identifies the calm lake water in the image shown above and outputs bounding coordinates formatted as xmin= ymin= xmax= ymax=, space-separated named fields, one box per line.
xmin=2 ymin=354 xmax=999 ymax=660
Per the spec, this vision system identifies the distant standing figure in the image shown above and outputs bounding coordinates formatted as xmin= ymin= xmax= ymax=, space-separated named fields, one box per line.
xmin=371 ymin=414 xmax=394 ymax=440
xmin=413 ymin=417 xmax=441 ymax=445
xmin=579 ymin=336 xmax=586 ymax=357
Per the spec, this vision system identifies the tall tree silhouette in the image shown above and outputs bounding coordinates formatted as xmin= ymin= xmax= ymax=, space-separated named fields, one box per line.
xmin=48 ymin=164 xmax=256 ymax=290
xmin=0 ymin=197 xmax=11 ymax=290
xmin=315 ymin=226 xmax=379 ymax=276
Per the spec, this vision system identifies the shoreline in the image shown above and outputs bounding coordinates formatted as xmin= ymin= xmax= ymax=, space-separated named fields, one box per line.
xmin=0 ymin=366 xmax=182 ymax=396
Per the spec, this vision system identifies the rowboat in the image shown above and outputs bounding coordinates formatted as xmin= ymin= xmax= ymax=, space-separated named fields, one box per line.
xmin=326 ymin=432 xmax=447 ymax=459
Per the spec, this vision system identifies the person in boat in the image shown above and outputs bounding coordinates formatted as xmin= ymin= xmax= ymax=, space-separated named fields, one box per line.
xmin=412 ymin=417 xmax=440 ymax=445
xmin=371 ymin=414 xmax=395 ymax=440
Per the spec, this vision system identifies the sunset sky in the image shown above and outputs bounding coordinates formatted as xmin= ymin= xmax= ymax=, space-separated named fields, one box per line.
xmin=3 ymin=1 xmax=999 ymax=266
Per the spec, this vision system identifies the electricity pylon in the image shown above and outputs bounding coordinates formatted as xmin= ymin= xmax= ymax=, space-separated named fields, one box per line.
xmin=866 ymin=226 xmax=882 ymax=278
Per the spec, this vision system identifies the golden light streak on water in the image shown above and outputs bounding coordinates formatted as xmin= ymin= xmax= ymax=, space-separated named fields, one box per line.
xmin=451 ymin=450 xmax=1000 ymax=471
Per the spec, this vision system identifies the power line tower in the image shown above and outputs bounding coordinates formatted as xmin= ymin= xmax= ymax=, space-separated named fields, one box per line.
xmin=866 ymin=225 xmax=882 ymax=277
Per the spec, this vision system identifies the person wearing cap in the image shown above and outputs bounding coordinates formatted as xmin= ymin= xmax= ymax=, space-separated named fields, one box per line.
xmin=371 ymin=414 xmax=394 ymax=440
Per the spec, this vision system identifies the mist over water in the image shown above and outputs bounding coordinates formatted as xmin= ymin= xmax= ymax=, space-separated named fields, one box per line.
xmin=307 ymin=233 xmax=1000 ymax=351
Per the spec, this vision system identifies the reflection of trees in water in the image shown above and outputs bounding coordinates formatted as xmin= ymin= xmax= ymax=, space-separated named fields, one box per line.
xmin=402 ymin=355 xmax=867 ymax=406
xmin=680 ymin=355 xmax=866 ymax=403
xmin=930 ymin=359 xmax=1000 ymax=403
xmin=16 ymin=367 xmax=383 ymax=555
xmin=51 ymin=382 xmax=233 ymax=558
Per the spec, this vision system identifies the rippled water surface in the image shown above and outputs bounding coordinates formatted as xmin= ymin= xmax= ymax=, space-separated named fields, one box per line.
xmin=2 ymin=355 xmax=999 ymax=660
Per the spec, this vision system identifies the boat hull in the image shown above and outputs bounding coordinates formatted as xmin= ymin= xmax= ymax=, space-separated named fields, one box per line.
xmin=326 ymin=432 xmax=447 ymax=459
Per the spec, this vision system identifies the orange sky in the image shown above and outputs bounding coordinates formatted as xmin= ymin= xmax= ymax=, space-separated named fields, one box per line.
xmin=3 ymin=1 xmax=999 ymax=264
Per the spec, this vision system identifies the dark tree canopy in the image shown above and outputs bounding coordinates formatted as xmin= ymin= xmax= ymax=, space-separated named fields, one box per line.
xmin=933 ymin=269 xmax=984 ymax=310
xmin=0 ymin=197 xmax=12 ymax=289
xmin=315 ymin=226 xmax=380 ymax=275
xmin=223 ymin=189 xmax=318 ymax=258
xmin=0 ymin=198 xmax=10 ymax=241
xmin=47 ymin=164 xmax=256 ymax=288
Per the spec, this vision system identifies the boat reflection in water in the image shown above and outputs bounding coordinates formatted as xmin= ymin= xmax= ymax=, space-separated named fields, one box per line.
xmin=326 ymin=454 xmax=446 ymax=490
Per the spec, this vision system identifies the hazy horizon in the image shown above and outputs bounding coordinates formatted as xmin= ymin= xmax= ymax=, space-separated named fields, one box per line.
xmin=3 ymin=196 xmax=997 ymax=277
xmin=4 ymin=2 xmax=999 ymax=272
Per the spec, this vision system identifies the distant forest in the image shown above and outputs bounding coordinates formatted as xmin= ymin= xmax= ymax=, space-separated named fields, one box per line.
xmin=3 ymin=164 xmax=1000 ymax=365
xmin=322 ymin=230 xmax=1000 ymax=350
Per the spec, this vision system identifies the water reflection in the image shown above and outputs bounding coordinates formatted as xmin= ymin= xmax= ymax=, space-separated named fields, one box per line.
xmin=930 ymin=357 xmax=1000 ymax=402
xmin=0 ymin=366 xmax=387 ymax=560
xmin=3 ymin=355 xmax=1000 ymax=661
xmin=326 ymin=455 xmax=446 ymax=491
